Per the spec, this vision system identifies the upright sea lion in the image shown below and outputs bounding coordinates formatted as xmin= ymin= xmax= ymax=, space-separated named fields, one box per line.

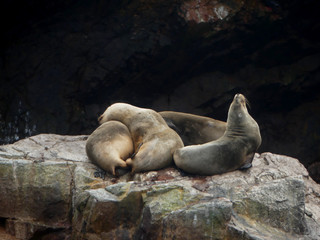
xmin=159 ymin=111 xmax=226 ymax=145
xmin=86 ymin=121 xmax=134 ymax=175
xmin=98 ymin=103 xmax=184 ymax=173
xmin=173 ymin=94 xmax=261 ymax=175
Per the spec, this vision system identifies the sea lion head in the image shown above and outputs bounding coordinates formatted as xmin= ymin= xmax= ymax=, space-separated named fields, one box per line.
xmin=227 ymin=93 xmax=249 ymax=124
xmin=226 ymin=93 xmax=262 ymax=149
xmin=98 ymin=103 xmax=134 ymax=124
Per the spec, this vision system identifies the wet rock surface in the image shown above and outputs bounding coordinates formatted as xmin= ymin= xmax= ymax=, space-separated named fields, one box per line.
xmin=0 ymin=134 xmax=320 ymax=239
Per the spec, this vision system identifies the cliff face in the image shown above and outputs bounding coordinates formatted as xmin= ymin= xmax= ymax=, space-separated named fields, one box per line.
xmin=1 ymin=0 xmax=320 ymax=182
xmin=0 ymin=134 xmax=320 ymax=239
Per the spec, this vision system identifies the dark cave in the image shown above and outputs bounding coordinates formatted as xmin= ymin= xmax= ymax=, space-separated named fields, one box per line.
xmin=1 ymin=0 xmax=320 ymax=182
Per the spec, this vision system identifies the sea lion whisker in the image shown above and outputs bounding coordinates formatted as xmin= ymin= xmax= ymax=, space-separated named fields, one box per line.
xmin=245 ymin=97 xmax=251 ymax=109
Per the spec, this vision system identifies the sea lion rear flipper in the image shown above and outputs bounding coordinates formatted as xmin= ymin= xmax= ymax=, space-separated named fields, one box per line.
xmin=126 ymin=158 xmax=133 ymax=166
xmin=130 ymin=142 xmax=143 ymax=159
xmin=111 ymin=166 xmax=116 ymax=176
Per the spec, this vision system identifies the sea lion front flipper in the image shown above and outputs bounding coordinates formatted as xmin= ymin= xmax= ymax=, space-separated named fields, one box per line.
xmin=238 ymin=152 xmax=255 ymax=170
xmin=238 ymin=162 xmax=252 ymax=170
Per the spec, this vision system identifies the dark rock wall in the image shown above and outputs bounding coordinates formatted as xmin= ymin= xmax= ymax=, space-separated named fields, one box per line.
xmin=1 ymin=0 xmax=320 ymax=180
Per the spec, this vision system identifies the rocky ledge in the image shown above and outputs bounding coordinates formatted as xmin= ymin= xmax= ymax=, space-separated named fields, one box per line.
xmin=0 ymin=134 xmax=319 ymax=240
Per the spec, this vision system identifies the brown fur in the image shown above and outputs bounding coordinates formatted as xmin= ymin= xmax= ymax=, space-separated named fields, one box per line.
xmin=99 ymin=103 xmax=184 ymax=173
xmin=159 ymin=111 xmax=226 ymax=145
xmin=86 ymin=121 xmax=134 ymax=175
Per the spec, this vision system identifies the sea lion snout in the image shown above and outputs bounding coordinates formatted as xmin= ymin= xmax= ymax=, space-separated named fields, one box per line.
xmin=98 ymin=114 xmax=108 ymax=124
xmin=233 ymin=94 xmax=247 ymax=107
xmin=234 ymin=93 xmax=245 ymax=101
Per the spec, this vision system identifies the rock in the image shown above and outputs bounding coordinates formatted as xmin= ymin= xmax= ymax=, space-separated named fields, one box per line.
xmin=161 ymin=199 xmax=233 ymax=239
xmin=0 ymin=134 xmax=100 ymax=240
xmin=234 ymin=176 xmax=307 ymax=234
xmin=0 ymin=134 xmax=320 ymax=239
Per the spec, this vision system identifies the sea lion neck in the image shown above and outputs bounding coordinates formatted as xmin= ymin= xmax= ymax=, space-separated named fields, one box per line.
xmin=225 ymin=94 xmax=250 ymax=138
xmin=99 ymin=103 xmax=137 ymax=124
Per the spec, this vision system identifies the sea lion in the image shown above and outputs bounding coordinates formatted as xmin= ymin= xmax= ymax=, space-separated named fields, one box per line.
xmin=159 ymin=111 xmax=227 ymax=145
xmin=86 ymin=121 xmax=134 ymax=175
xmin=98 ymin=103 xmax=184 ymax=173
xmin=173 ymin=94 xmax=261 ymax=175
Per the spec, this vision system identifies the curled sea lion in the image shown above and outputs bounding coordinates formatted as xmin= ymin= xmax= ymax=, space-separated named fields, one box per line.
xmin=86 ymin=121 xmax=134 ymax=175
xmin=98 ymin=103 xmax=184 ymax=173
xmin=173 ymin=94 xmax=261 ymax=175
xmin=159 ymin=111 xmax=226 ymax=145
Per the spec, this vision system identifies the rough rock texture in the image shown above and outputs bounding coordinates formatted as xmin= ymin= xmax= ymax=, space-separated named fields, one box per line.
xmin=0 ymin=134 xmax=320 ymax=239
xmin=1 ymin=0 xmax=320 ymax=182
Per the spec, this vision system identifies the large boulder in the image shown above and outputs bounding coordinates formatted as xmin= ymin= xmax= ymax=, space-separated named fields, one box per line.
xmin=0 ymin=134 xmax=319 ymax=239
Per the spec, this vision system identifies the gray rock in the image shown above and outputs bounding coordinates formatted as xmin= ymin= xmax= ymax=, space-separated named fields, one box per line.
xmin=0 ymin=134 xmax=319 ymax=239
